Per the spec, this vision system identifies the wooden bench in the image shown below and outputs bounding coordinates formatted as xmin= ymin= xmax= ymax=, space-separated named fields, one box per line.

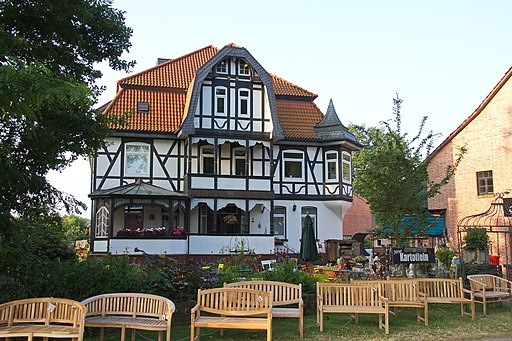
xmin=417 ymin=278 xmax=475 ymax=320
xmin=353 ymin=279 xmax=428 ymax=325
xmin=191 ymin=287 xmax=272 ymax=341
xmin=224 ymin=280 xmax=303 ymax=338
xmin=316 ymin=282 xmax=389 ymax=335
xmin=467 ymin=274 xmax=512 ymax=315
xmin=0 ymin=297 xmax=86 ymax=341
xmin=80 ymin=293 xmax=175 ymax=341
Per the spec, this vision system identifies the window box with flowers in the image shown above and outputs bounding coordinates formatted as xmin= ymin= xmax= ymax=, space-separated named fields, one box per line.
xmin=116 ymin=227 xmax=167 ymax=238
xmin=172 ymin=226 xmax=188 ymax=239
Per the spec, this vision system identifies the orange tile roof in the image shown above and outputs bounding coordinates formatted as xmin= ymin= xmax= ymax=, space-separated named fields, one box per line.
xmin=119 ymin=45 xmax=219 ymax=89
xmin=276 ymin=100 xmax=324 ymax=139
xmin=104 ymin=88 xmax=186 ymax=133
xmin=271 ymin=74 xmax=317 ymax=98
xmin=104 ymin=45 xmax=322 ymax=136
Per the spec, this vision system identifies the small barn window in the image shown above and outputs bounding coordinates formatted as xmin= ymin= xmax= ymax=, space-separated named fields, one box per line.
xmin=477 ymin=170 xmax=493 ymax=195
xmin=137 ymin=102 xmax=149 ymax=114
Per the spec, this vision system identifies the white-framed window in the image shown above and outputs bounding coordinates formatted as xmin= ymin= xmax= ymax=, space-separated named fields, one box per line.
xmin=283 ymin=151 xmax=303 ymax=179
xmin=215 ymin=87 xmax=227 ymax=115
xmin=95 ymin=204 xmax=109 ymax=238
xmin=125 ymin=143 xmax=150 ymax=176
xmin=477 ymin=170 xmax=493 ymax=195
xmin=238 ymin=59 xmax=250 ymax=75
xmin=273 ymin=206 xmax=286 ymax=238
xmin=233 ymin=148 xmax=246 ymax=176
xmin=301 ymin=206 xmax=318 ymax=238
xmin=326 ymin=151 xmax=338 ymax=181
xmin=201 ymin=146 xmax=215 ymax=174
xmin=216 ymin=60 xmax=227 ymax=74
xmin=238 ymin=89 xmax=250 ymax=116
xmin=342 ymin=151 xmax=351 ymax=183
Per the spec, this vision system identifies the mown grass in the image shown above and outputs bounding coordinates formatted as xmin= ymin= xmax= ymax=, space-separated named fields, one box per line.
xmin=85 ymin=303 xmax=512 ymax=341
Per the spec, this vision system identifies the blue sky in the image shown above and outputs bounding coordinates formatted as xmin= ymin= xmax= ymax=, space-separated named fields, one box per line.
xmin=48 ymin=0 xmax=512 ymax=217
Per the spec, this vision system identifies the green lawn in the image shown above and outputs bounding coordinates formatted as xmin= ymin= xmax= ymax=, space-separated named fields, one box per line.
xmin=85 ymin=303 xmax=512 ymax=341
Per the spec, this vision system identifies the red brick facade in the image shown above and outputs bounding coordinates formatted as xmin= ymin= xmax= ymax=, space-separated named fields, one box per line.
xmin=428 ymin=67 xmax=512 ymax=265
xmin=343 ymin=193 xmax=373 ymax=237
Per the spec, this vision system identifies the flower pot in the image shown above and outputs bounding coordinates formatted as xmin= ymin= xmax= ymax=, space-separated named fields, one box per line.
xmin=490 ymin=255 xmax=499 ymax=265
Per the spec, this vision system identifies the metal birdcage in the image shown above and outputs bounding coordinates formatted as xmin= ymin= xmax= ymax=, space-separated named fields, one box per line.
xmin=457 ymin=193 xmax=512 ymax=278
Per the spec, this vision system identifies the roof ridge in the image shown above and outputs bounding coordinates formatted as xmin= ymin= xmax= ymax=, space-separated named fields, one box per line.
xmin=270 ymin=73 xmax=317 ymax=97
xmin=118 ymin=45 xmax=218 ymax=85
xmin=430 ymin=66 xmax=512 ymax=157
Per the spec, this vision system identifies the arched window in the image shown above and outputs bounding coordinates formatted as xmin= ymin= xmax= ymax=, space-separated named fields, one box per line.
xmin=95 ymin=205 xmax=109 ymax=238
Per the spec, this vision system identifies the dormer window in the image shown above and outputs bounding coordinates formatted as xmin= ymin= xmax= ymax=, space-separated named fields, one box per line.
xmin=137 ymin=102 xmax=149 ymax=114
xmin=216 ymin=60 xmax=227 ymax=74
xmin=238 ymin=59 xmax=250 ymax=76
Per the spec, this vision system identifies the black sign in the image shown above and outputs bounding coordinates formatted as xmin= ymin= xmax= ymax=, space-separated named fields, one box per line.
xmin=503 ymin=198 xmax=512 ymax=217
xmin=392 ymin=248 xmax=435 ymax=264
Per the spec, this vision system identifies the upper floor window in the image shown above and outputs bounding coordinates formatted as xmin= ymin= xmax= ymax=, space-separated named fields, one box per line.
xmin=283 ymin=151 xmax=303 ymax=179
xmin=477 ymin=170 xmax=493 ymax=195
xmin=125 ymin=143 xmax=150 ymax=176
xmin=238 ymin=59 xmax=250 ymax=76
xmin=215 ymin=87 xmax=227 ymax=115
xmin=273 ymin=206 xmax=286 ymax=239
xmin=233 ymin=148 xmax=246 ymax=176
xmin=238 ymin=89 xmax=250 ymax=116
xmin=342 ymin=152 xmax=351 ymax=183
xmin=326 ymin=151 xmax=338 ymax=181
xmin=201 ymin=146 xmax=215 ymax=175
xmin=216 ymin=60 xmax=227 ymax=74
xmin=301 ymin=206 xmax=318 ymax=238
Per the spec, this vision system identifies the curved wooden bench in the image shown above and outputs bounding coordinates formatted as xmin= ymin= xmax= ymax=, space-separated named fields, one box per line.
xmin=317 ymin=282 xmax=389 ymax=335
xmin=224 ymin=280 xmax=303 ymax=338
xmin=0 ymin=297 xmax=86 ymax=341
xmin=191 ymin=287 xmax=272 ymax=341
xmin=81 ymin=293 xmax=175 ymax=341
xmin=467 ymin=274 xmax=512 ymax=315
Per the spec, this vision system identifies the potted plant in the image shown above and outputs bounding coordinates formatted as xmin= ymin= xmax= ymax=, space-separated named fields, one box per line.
xmin=463 ymin=228 xmax=489 ymax=264
xmin=436 ymin=247 xmax=457 ymax=270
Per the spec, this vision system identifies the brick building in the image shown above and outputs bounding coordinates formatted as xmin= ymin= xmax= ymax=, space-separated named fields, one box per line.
xmin=342 ymin=193 xmax=373 ymax=238
xmin=428 ymin=67 xmax=512 ymax=264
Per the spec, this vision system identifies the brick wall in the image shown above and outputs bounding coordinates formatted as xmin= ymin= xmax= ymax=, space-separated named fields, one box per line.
xmin=343 ymin=193 xmax=373 ymax=237
xmin=428 ymin=69 xmax=512 ymax=263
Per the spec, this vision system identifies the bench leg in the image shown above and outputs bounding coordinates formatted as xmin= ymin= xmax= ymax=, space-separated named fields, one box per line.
xmin=267 ymin=325 xmax=272 ymax=341
xmin=299 ymin=314 xmax=304 ymax=338
xmin=121 ymin=326 xmax=126 ymax=341
xmin=131 ymin=328 xmax=136 ymax=341
xmin=100 ymin=327 xmax=105 ymax=341
xmin=158 ymin=331 xmax=162 ymax=341
xmin=319 ymin=311 xmax=324 ymax=332
xmin=385 ymin=311 xmax=389 ymax=335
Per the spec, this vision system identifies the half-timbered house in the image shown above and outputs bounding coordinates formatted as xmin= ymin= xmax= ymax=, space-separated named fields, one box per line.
xmin=89 ymin=44 xmax=361 ymax=256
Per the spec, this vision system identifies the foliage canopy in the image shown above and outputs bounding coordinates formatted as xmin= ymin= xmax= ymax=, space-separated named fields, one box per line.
xmin=0 ymin=0 xmax=133 ymax=229
xmin=350 ymin=95 xmax=465 ymax=246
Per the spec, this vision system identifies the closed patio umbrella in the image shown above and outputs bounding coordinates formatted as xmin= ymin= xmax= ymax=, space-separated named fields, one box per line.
xmin=300 ymin=214 xmax=319 ymax=262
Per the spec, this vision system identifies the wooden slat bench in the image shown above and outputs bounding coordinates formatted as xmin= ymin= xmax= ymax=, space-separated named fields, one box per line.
xmin=467 ymin=274 xmax=512 ymax=315
xmin=190 ymin=287 xmax=272 ymax=341
xmin=80 ymin=293 xmax=175 ymax=341
xmin=418 ymin=278 xmax=475 ymax=320
xmin=0 ymin=297 xmax=86 ymax=341
xmin=316 ymin=282 xmax=389 ymax=335
xmin=353 ymin=279 xmax=428 ymax=325
xmin=224 ymin=280 xmax=303 ymax=338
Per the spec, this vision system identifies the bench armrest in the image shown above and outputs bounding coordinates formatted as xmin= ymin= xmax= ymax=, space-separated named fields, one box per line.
xmin=190 ymin=303 xmax=200 ymax=318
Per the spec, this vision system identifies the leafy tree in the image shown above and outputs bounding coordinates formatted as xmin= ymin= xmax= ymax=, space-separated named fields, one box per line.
xmin=350 ymin=95 xmax=466 ymax=247
xmin=0 ymin=0 xmax=133 ymax=232
xmin=62 ymin=215 xmax=90 ymax=241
